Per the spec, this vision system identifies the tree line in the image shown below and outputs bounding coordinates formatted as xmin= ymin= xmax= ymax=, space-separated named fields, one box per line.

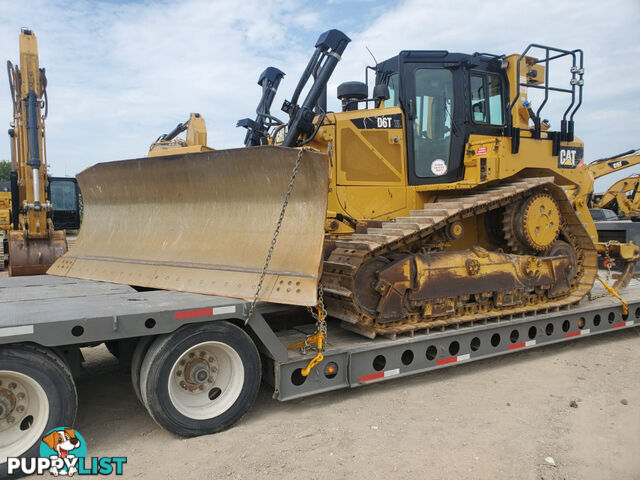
xmin=0 ymin=160 xmax=9 ymax=182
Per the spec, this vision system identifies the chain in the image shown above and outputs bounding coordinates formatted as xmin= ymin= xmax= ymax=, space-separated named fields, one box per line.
xmin=590 ymin=241 xmax=614 ymax=301
xmin=303 ymin=284 xmax=327 ymax=353
xmin=244 ymin=148 xmax=306 ymax=324
xmin=604 ymin=241 xmax=613 ymax=283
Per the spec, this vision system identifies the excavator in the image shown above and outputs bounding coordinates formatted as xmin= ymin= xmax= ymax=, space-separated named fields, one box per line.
xmin=595 ymin=174 xmax=640 ymax=220
xmin=50 ymin=29 xmax=639 ymax=339
xmin=148 ymin=112 xmax=212 ymax=156
xmin=5 ymin=28 xmax=80 ymax=276
xmin=588 ymin=149 xmax=640 ymax=219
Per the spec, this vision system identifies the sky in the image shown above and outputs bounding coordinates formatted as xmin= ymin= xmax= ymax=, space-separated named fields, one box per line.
xmin=1 ymin=0 xmax=639 ymax=191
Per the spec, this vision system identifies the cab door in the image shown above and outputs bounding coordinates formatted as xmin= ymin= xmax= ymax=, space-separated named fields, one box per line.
xmin=400 ymin=59 xmax=466 ymax=185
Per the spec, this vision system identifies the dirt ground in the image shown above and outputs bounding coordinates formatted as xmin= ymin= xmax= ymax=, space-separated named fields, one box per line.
xmin=46 ymin=327 xmax=640 ymax=480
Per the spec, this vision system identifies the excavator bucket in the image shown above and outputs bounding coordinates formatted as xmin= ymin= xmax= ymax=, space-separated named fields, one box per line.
xmin=8 ymin=230 xmax=68 ymax=276
xmin=48 ymin=146 xmax=330 ymax=306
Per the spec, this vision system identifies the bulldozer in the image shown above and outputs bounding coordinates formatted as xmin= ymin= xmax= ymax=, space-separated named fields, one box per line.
xmin=6 ymin=28 xmax=80 ymax=276
xmin=50 ymin=30 xmax=638 ymax=338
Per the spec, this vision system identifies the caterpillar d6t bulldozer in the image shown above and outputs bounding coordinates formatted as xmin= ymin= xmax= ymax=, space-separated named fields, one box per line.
xmin=50 ymin=30 xmax=638 ymax=338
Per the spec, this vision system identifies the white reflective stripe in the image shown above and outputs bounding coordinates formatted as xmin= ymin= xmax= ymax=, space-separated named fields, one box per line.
xmin=525 ymin=340 xmax=536 ymax=347
xmin=457 ymin=354 xmax=470 ymax=361
xmin=582 ymin=328 xmax=590 ymax=335
xmin=384 ymin=368 xmax=400 ymax=378
xmin=0 ymin=325 xmax=34 ymax=337
xmin=215 ymin=306 xmax=236 ymax=315
xmin=625 ymin=320 xmax=634 ymax=327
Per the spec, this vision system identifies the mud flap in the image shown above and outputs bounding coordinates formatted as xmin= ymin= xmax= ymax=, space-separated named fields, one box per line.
xmin=48 ymin=146 xmax=330 ymax=307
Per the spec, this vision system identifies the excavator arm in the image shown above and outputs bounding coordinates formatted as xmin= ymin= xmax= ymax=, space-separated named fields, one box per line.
xmin=587 ymin=149 xmax=640 ymax=180
xmin=6 ymin=28 xmax=69 ymax=276
xmin=148 ymin=112 xmax=211 ymax=156
xmin=595 ymin=174 xmax=640 ymax=218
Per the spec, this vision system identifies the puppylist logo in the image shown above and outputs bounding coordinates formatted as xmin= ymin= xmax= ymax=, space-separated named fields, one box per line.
xmin=7 ymin=428 xmax=126 ymax=476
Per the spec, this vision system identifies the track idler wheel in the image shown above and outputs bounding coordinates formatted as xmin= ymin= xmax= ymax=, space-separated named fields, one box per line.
xmin=545 ymin=240 xmax=578 ymax=283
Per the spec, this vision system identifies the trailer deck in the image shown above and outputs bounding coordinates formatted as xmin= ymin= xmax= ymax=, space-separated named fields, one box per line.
xmin=2 ymin=275 xmax=639 ymax=402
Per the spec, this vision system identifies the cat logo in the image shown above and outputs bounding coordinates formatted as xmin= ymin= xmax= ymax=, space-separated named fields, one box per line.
xmin=607 ymin=160 xmax=629 ymax=170
xmin=558 ymin=146 xmax=584 ymax=169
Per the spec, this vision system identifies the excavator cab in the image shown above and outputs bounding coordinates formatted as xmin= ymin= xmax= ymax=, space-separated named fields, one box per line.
xmin=48 ymin=177 xmax=81 ymax=230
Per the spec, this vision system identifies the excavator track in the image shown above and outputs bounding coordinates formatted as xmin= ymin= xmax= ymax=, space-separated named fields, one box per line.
xmin=322 ymin=177 xmax=598 ymax=338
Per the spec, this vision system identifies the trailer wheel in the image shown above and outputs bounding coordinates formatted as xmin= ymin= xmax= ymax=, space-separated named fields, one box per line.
xmin=130 ymin=336 xmax=155 ymax=405
xmin=0 ymin=344 xmax=77 ymax=477
xmin=139 ymin=322 xmax=260 ymax=437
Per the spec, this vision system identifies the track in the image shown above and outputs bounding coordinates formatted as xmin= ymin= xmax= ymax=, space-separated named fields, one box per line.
xmin=322 ymin=177 xmax=599 ymax=338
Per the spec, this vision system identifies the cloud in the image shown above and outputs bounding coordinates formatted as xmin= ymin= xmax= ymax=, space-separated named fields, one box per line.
xmin=1 ymin=0 xmax=639 ymax=189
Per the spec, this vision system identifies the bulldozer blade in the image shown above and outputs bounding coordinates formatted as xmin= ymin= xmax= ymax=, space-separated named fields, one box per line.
xmin=48 ymin=146 xmax=330 ymax=306
xmin=8 ymin=230 xmax=68 ymax=276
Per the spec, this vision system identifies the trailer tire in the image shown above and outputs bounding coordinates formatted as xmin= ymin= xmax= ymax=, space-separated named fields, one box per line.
xmin=0 ymin=343 xmax=77 ymax=478
xmin=130 ymin=336 xmax=155 ymax=405
xmin=139 ymin=322 xmax=260 ymax=437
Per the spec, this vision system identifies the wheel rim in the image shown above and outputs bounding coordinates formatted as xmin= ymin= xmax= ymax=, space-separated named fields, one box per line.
xmin=0 ymin=370 xmax=50 ymax=463
xmin=168 ymin=341 xmax=244 ymax=420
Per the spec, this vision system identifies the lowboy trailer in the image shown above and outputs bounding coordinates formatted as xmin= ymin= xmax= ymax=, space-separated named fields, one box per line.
xmin=1 ymin=274 xmax=639 ymax=474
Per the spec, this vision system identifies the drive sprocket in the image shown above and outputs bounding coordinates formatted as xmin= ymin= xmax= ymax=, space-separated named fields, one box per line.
xmin=503 ymin=192 xmax=561 ymax=253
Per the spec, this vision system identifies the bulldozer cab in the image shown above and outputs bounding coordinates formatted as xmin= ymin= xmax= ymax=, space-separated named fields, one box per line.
xmin=373 ymin=45 xmax=584 ymax=187
xmin=375 ymin=51 xmax=509 ymax=185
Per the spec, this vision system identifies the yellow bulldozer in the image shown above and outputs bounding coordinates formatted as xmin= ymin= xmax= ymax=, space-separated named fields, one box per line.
xmin=5 ymin=28 xmax=81 ymax=275
xmin=50 ymin=30 xmax=638 ymax=338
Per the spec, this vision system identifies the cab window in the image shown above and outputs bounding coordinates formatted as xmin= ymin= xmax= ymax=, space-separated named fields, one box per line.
xmin=384 ymin=73 xmax=400 ymax=107
xmin=413 ymin=68 xmax=453 ymax=178
xmin=50 ymin=179 xmax=78 ymax=211
xmin=470 ymin=73 xmax=504 ymax=125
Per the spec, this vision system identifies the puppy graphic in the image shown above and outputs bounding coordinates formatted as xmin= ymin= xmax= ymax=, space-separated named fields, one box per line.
xmin=41 ymin=428 xmax=81 ymax=476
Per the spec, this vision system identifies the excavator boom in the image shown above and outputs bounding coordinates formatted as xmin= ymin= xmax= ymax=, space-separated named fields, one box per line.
xmin=6 ymin=28 xmax=73 ymax=276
